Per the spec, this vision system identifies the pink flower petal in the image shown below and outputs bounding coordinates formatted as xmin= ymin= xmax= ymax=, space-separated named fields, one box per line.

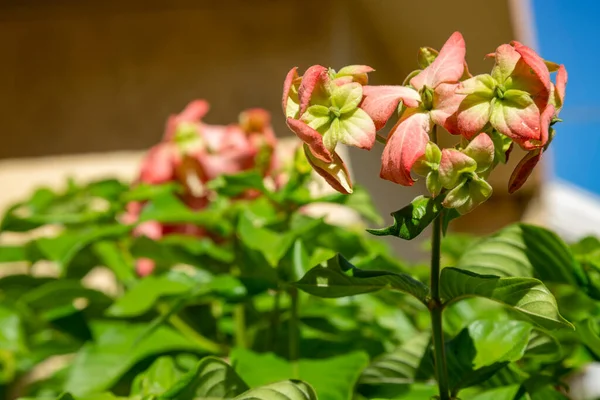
xmin=490 ymin=93 xmax=541 ymax=142
xmin=139 ymin=143 xmax=177 ymax=184
xmin=338 ymin=108 xmax=376 ymax=150
xmin=491 ymin=44 xmax=520 ymax=83
xmin=455 ymin=94 xmax=493 ymax=139
xmin=521 ymin=104 xmax=555 ymax=150
xmin=380 ymin=110 xmax=431 ymax=186
xmin=134 ymin=221 xmax=163 ymax=240
xmin=298 ymin=65 xmax=328 ymax=116
xmin=410 ymin=32 xmax=466 ymax=90
xmin=463 ymin=133 xmax=494 ymax=172
xmin=282 ymin=67 xmax=299 ymax=113
xmin=303 ymin=145 xmax=353 ymax=194
xmin=438 ymin=149 xmax=477 ymax=188
xmin=555 ymin=64 xmax=568 ymax=106
xmin=361 ymin=85 xmax=421 ymax=130
xmin=136 ymin=258 xmax=156 ymax=277
xmin=286 ymin=117 xmax=332 ymax=163
xmin=336 ymin=65 xmax=375 ymax=85
xmin=430 ymin=82 xmax=466 ymax=134
xmin=178 ymin=99 xmax=210 ymax=122
xmin=508 ymin=148 xmax=543 ymax=194
xmin=511 ymin=41 xmax=551 ymax=107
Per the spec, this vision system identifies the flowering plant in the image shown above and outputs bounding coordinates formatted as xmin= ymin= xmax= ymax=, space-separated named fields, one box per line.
xmin=280 ymin=32 xmax=599 ymax=400
xmin=3 ymin=32 xmax=600 ymax=400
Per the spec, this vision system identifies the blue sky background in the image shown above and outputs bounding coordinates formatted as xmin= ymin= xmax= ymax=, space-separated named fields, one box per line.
xmin=532 ymin=0 xmax=600 ymax=193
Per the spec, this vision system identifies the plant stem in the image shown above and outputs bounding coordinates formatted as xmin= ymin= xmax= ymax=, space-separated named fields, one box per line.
xmin=376 ymin=134 xmax=387 ymax=145
xmin=157 ymin=303 xmax=222 ymax=354
xmin=234 ymin=303 xmax=247 ymax=349
xmin=289 ymin=287 xmax=300 ymax=377
xmin=268 ymin=290 xmax=281 ymax=350
xmin=430 ymin=213 xmax=450 ymax=400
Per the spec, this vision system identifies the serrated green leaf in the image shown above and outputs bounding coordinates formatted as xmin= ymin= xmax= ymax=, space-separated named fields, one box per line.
xmin=294 ymin=254 xmax=429 ymax=304
xmin=440 ymin=267 xmax=573 ymax=330
xmin=367 ymin=196 xmax=442 ymax=240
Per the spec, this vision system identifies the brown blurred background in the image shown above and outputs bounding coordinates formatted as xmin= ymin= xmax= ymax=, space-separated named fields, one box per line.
xmin=0 ymin=0 xmax=541 ymax=258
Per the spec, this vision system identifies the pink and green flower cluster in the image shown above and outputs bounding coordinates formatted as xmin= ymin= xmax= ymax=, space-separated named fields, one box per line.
xmin=283 ymin=32 xmax=567 ymax=214
xmin=125 ymin=100 xmax=279 ymax=276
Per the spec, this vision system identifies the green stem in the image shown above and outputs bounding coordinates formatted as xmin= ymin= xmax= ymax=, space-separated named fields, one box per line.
xmin=430 ymin=211 xmax=450 ymax=400
xmin=289 ymin=287 xmax=300 ymax=377
xmin=268 ymin=290 xmax=282 ymax=350
xmin=234 ymin=303 xmax=247 ymax=348
xmin=157 ymin=303 xmax=222 ymax=354
xmin=376 ymin=134 xmax=387 ymax=145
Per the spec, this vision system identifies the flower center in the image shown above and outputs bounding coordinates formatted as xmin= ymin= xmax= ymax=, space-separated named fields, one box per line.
xmin=329 ymin=106 xmax=341 ymax=118
xmin=495 ymin=84 xmax=506 ymax=99
xmin=420 ymin=86 xmax=434 ymax=111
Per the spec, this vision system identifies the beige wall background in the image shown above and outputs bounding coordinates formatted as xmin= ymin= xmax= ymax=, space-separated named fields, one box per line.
xmin=0 ymin=0 xmax=539 ymax=259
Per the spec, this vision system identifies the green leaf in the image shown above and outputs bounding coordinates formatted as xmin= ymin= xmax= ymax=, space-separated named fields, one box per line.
xmin=131 ymin=356 xmax=183 ymax=397
xmin=160 ymin=356 xmax=249 ymax=399
xmin=92 ymin=241 xmax=135 ymax=283
xmin=34 ymin=225 xmax=131 ymax=271
xmin=440 ymin=267 xmax=573 ymax=330
xmin=234 ymin=380 xmax=318 ymax=400
xmin=524 ymin=329 xmax=562 ymax=362
xmin=467 ymin=320 xmax=532 ymax=369
xmin=106 ymin=275 xmax=191 ymax=317
xmin=378 ymin=384 xmax=440 ymax=399
xmin=122 ymin=182 xmax=181 ymax=202
xmin=367 ymin=196 xmax=442 ymax=240
xmin=231 ymin=348 xmax=368 ymax=400
xmin=359 ymin=334 xmax=430 ymax=385
xmin=0 ymin=246 xmax=28 ymax=263
xmin=20 ymin=280 xmax=112 ymax=320
xmin=0 ymin=306 xmax=26 ymax=353
xmin=238 ymin=211 xmax=295 ymax=267
xmin=207 ymin=170 xmax=267 ymax=197
xmin=575 ymin=318 xmax=600 ymax=359
xmin=442 ymin=208 xmax=461 ymax=236
xmin=130 ymin=236 xmax=234 ymax=270
xmin=455 ymin=223 xmax=585 ymax=287
xmin=465 ymin=385 xmax=520 ymax=400
xmin=63 ymin=321 xmax=199 ymax=396
xmin=294 ymin=254 xmax=429 ymax=304
xmin=138 ymin=192 xmax=230 ymax=236
xmin=444 ymin=327 xmax=507 ymax=393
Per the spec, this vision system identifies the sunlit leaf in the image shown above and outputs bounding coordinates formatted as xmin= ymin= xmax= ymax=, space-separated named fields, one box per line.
xmin=294 ymin=254 xmax=429 ymax=304
xmin=441 ymin=267 xmax=572 ymax=330
xmin=367 ymin=196 xmax=442 ymax=240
